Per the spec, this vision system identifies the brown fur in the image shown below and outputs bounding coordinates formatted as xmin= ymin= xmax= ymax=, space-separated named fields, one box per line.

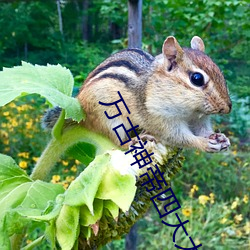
xmin=77 ymin=36 xmax=231 ymax=152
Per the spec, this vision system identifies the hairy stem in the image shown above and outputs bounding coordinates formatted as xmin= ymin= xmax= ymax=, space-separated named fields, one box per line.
xmin=30 ymin=126 xmax=118 ymax=181
xmin=11 ymin=126 xmax=117 ymax=249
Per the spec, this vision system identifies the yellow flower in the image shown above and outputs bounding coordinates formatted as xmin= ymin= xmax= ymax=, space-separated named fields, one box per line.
xmin=198 ymin=195 xmax=210 ymax=206
xmin=231 ymin=201 xmax=238 ymax=209
xmin=3 ymin=111 xmax=9 ymax=116
xmin=231 ymin=197 xmax=240 ymax=209
xmin=232 ymin=150 xmax=237 ymax=156
xmin=221 ymin=162 xmax=228 ymax=167
xmin=32 ymin=157 xmax=39 ymax=162
xmin=63 ymin=182 xmax=69 ymax=189
xmin=194 ymin=239 xmax=201 ymax=245
xmin=195 ymin=150 xmax=200 ymax=155
xmin=4 ymin=147 xmax=10 ymax=152
xmin=26 ymin=121 xmax=33 ymax=129
xmin=244 ymin=221 xmax=250 ymax=234
xmin=70 ymin=165 xmax=77 ymax=172
xmin=17 ymin=105 xmax=30 ymax=112
xmin=17 ymin=106 xmax=23 ymax=112
xmin=209 ymin=193 xmax=215 ymax=204
xmin=236 ymin=229 xmax=243 ymax=237
xmin=19 ymin=161 xmax=28 ymax=169
xmin=75 ymin=160 xmax=81 ymax=165
xmin=221 ymin=232 xmax=227 ymax=238
xmin=51 ymin=175 xmax=61 ymax=183
xmin=3 ymin=138 xmax=9 ymax=145
xmin=18 ymin=152 xmax=30 ymax=159
xmin=220 ymin=217 xmax=228 ymax=224
xmin=182 ymin=207 xmax=192 ymax=217
xmin=11 ymin=119 xmax=18 ymax=127
xmin=66 ymin=176 xmax=75 ymax=182
xmin=62 ymin=160 xmax=69 ymax=166
xmin=189 ymin=184 xmax=199 ymax=198
xmin=234 ymin=214 xmax=243 ymax=224
xmin=243 ymin=195 xmax=248 ymax=204
xmin=0 ymin=130 xmax=8 ymax=138
xmin=9 ymin=103 xmax=16 ymax=108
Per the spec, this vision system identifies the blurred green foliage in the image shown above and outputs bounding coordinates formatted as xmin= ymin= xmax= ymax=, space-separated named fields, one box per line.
xmin=0 ymin=0 xmax=249 ymax=139
xmin=0 ymin=0 xmax=249 ymax=97
xmin=0 ymin=0 xmax=249 ymax=249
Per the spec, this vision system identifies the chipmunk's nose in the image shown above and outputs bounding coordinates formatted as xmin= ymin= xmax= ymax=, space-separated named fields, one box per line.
xmin=219 ymin=101 xmax=232 ymax=114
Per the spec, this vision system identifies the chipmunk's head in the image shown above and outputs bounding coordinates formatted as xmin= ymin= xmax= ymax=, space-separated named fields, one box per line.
xmin=151 ymin=36 xmax=232 ymax=117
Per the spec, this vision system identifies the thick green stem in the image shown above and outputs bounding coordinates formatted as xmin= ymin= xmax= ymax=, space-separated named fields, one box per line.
xmin=11 ymin=126 xmax=117 ymax=249
xmin=30 ymin=126 xmax=118 ymax=181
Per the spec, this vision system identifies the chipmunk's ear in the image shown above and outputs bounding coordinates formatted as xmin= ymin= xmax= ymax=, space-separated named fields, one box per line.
xmin=162 ymin=36 xmax=184 ymax=63
xmin=191 ymin=36 xmax=205 ymax=52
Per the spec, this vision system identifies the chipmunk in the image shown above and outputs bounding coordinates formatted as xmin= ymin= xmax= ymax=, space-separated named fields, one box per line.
xmin=43 ymin=36 xmax=232 ymax=153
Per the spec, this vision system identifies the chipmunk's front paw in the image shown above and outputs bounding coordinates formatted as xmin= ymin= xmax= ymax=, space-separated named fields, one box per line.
xmin=206 ymin=133 xmax=230 ymax=152
xmin=139 ymin=134 xmax=156 ymax=143
xmin=127 ymin=132 xmax=156 ymax=147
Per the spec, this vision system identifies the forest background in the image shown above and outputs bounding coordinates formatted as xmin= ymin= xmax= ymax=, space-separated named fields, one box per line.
xmin=0 ymin=0 xmax=249 ymax=249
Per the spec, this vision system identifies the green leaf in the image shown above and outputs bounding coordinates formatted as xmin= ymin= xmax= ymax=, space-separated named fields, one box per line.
xmin=64 ymin=150 xmax=137 ymax=214
xmin=79 ymin=199 xmax=103 ymax=226
xmin=0 ymin=176 xmax=32 ymax=201
xmin=0 ymin=154 xmax=30 ymax=181
xmin=103 ymin=200 xmax=119 ymax=219
xmin=64 ymin=153 xmax=111 ymax=213
xmin=21 ymin=235 xmax=45 ymax=250
xmin=45 ymin=220 xmax=56 ymax=249
xmin=0 ymin=62 xmax=85 ymax=122
xmin=20 ymin=181 xmax=64 ymax=213
xmin=27 ymin=200 xmax=63 ymax=222
xmin=0 ymin=182 xmax=32 ymax=217
xmin=96 ymin=166 xmax=136 ymax=212
xmin=65 ymin=142 xmax=96 ymax=165
xmin=1 ymin=181 xmax=64 ymax=238
xmin=2 ymin=210 xmax=30 ymax=237
xmin=0 ymin=182 xmax=32 ymax=248
xmin=56 ymin=205 xmax=80 ymax=250
xmin=80 ymin=226 xmax=92 ymax=240
xmin=0 ymin=154 xmax=65 ymax=245
xmin=0 ymin=231 xmax=10 ymax=250
xmin=0 ymin=155 xmax=32 ymax=247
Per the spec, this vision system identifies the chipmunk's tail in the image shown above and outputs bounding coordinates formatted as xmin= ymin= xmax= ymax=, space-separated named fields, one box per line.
xmin=41 ymin=106 xmax=62 ymax=130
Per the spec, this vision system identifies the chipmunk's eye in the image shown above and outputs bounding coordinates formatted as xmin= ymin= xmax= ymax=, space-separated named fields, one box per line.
xmin=190 ymin=72 xmax=204 ymax=87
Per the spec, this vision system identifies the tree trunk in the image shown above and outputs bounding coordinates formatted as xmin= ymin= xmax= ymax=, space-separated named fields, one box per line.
xmin=128 ymin=0 xmax=142 ymax=49
xmin=56 ymin=0 xmax=63 ymax=36
xmin=125 ymin=2 xmax=143 ymax=247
